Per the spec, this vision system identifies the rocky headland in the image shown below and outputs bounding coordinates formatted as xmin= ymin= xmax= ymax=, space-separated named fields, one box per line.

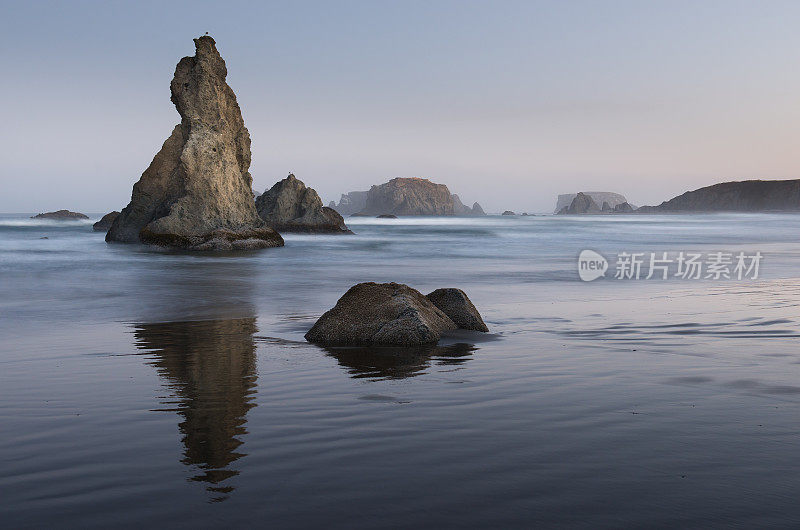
xmin=256 ymin=174 xmax=351 ymax=233
xmin=637 ymin=179 xmax=800 ymax=212
xmin=106 ymin=36 xmax=283 ymax=251
xmin=31 ymin=210 xmax=89 ymax=220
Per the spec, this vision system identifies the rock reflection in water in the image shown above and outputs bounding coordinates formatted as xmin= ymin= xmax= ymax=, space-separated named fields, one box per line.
xmin=133 ymin=317 xmax=258 ymax=502
xmin=324 ymin=342 xmax=477 ymax=380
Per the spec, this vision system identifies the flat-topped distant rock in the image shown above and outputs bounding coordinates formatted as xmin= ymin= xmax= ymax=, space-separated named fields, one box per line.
xmin=502 ymin=210 xmax=516 ymax=216
xmin=637 ymin=179 xmax=800 ymax=212
xmin=305 ymin=282 xmax=488 ymax=346
xmin=329 ymin=178 xmax=485 ymax=217
xmin=31 ymin=210 xmax=88 ymax=220
xmin=555 ymin=192 xmax=628 ymax=214
xmin=93 ymin=211 xmax=120 ymax=231
xmin=256 ymin=174 xmax=352 ymax=233
xmin=106 ymin=36 xmax=283 ymax=251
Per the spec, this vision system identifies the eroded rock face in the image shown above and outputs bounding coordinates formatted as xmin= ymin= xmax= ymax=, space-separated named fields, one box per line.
xmin=557 ymin=192 xmax=601 ymax=215
xmin=32 ymin=210 xmax=88 ymax=220
xmin=106 ymin=36 xmax=283 ymax=250
xmin=305 ymin=282 xmax=458 ymax=346
xmin=255 ymin=174 xmax=351 ymax=233
xmin=426 ymin=288 xmax=489 ymax=332
xmin=614 ymin=202 xmax=635 ymax=213
xmin=93 ymin=211 xmax=120 ymax=231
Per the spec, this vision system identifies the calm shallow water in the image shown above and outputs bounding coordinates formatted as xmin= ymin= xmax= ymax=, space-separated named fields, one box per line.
xmin=2 ymin=213 xmax=800 ymax=528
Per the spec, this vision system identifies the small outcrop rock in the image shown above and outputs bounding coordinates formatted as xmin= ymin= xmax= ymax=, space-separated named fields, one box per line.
xmin=93 ymin=211 xmax=120 ymax=231
xmin=305 ymin=282 xmax=457 ymax=346
xmin=426 ymin=288 xmax=489 ymax=332
xmin=502 ymin=210 xmax=516 ymax=216
xmin=32 ymin=210 xmax=89 ymax=220
xmin=557 ymin=192 xmax=601 ymax=215
xmin=452 ymin=194 xmax=487 ymax=216
xmin=106 ymin=36 xmax=283 ymax=251
xmin=376 ymin=214 xmax=398 ymax=219
xmin=255 ymin=174 xmax=352 ymax=233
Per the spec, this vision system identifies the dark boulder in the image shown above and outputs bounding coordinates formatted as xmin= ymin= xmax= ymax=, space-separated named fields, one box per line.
xmin=92 ymin=211 xmax=120 ymax=231
xmin=426 ymin=288 xmax=489 ymax=332
xmin=305 ymin=282 xmax=457 ymax=346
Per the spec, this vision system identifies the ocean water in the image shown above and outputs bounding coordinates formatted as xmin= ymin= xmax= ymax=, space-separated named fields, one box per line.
xmin=2 ymin=212 xmax=800 ymax=528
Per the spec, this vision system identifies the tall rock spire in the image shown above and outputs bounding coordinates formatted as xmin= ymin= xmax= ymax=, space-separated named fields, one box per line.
xmin=107 ymin=36 xmax=283 ymax=250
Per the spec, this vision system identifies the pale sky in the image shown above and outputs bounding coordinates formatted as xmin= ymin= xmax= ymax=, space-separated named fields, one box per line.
xmin=1 ymin=0 xmax=799 ymax=213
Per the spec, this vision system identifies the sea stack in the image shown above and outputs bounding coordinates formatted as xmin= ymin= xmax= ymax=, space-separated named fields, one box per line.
xmin=106 ymin=36 xmax=283 ymax=250
xmin=255 ymin=174 xmax=352 ymax=233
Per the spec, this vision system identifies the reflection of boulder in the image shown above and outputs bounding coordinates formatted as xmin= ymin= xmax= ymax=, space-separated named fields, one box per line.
xmin=134 ymin=317 xmax=257 ymax=501
xmin=323 ymin=342 xmax=476 ymax=380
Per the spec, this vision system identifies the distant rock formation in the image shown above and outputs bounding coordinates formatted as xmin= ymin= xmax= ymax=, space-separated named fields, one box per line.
xmin=555 ymin=192 xmax=628 ymax=214
xmin=31 ymin=210 xmax=88 ymax=220
xmin=613 ymin=202 xmax=634 ymax=213
xmin=637 ymin=179 xmax=800 ymax=212
xmin=452 ymin=194 xmax=487 ymax=216
xmin=360 ymin=178 xmax=453 ymax=216
xmin=255 ymin=174 xmax=351 ymax=233
xmin=305 ymin=282 xmax=487 ymax=346
xmin=502 ymin=210 xmax=516 ymax=216
xmin=106 ymin=36 xmax=283 ymax=251
xmin=93 ymin=211 xmax=120 ymax=231
xmin=557 ymin=192 xmax=601 ymax=215
xmin=376 ymin=214 xmax=397 ymax=219
xmin=329 ymin=191 xmax=369 ymax=216
xmin=329 ymin=178 xmax=484 ymax=217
